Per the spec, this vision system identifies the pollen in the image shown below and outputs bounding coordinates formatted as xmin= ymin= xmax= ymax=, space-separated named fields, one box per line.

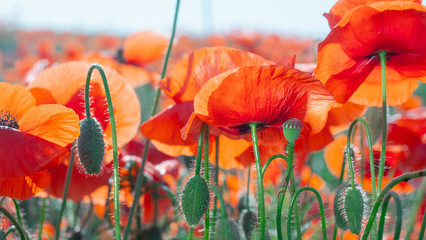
xmin=0 ymin=110 xmax=19 ymax=129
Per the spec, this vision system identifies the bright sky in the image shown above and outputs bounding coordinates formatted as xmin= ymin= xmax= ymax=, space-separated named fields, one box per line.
xmin=0 ymin=0 xmax=336 ymax=39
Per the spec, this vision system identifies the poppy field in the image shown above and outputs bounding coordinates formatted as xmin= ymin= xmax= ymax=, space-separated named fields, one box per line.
xmin=1 ymin=0 xmax=426 ymax=239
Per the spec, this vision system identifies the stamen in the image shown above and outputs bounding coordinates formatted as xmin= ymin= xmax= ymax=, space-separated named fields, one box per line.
xmin=0 ymin=110 xmax=19 ymax=129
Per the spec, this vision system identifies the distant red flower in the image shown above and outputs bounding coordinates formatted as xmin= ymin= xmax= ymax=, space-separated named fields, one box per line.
xmin=123 ymin=31 xmax=169 ymax=66
xmin=315 ymin=2 xmax=426 ymax=106
xmin=0 ymin=82 xmax=79 ymax=200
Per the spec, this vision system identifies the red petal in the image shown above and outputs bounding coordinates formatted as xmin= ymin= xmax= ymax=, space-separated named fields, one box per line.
xmin=0 ymin=170 xmax=52 ymax=200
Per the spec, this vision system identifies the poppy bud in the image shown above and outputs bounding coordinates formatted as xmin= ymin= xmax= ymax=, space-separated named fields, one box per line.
xmin=282 ymin=118 xmax=303 ymax=144
xmin=213 ymin=219 xmax=241 ymax=240
xmin=77 ymin=117 xmax=105 ymax=175
xmin=181 ymin=175 xmax=210 ymax=226
xmin=239 ymin=209 xmax=257 ymax=240
xmin=334 ymin=182 xmax=369 ymax=235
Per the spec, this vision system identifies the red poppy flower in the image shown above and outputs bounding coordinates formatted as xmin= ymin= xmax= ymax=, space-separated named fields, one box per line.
xmin=324 ymin=0 xmax=422 ymax=28
xmin=192 ymin=50 xmax=334 ymax=142
xmin=315 ymin=2 xmax=426 ymax=106
xmin=0 ymin=82 xmax=79 ymax=200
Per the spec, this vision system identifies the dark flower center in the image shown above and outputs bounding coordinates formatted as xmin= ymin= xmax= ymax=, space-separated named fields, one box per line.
xmin=0 ymin=110 xmax=19 ymax=129
xmin=220 ymin=122 xmax=267 ymax=135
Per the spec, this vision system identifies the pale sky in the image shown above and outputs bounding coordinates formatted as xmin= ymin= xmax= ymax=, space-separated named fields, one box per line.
xmin=0 ymin=0 xmax=336 ymax=39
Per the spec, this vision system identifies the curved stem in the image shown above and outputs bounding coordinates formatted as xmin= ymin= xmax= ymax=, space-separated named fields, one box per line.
xmin=262 ymin=154 xmax=287 ymax=177
xmin=204 ymin=125 xmax=210 ymax=240
xmin=195 ymin=123 xmax=206 ymax=176
xmin=55 ymin=142 xmax=76 ymax=240
xmin=377 ymin=191 xmax=402 ymax=240
xmin=405 ymin=177 xmax=426 ymax=238
xmin=345 ymin=133 xmax=356 ymax=190
xmin=277 ymin=144 xmax=294 ymax=240
xmin=361 ymin=169 xmax=426 ymax=240
xmin=419 ymin=204 xmax=426 ymax=240
xmin=122 ymin=1 xmax=180 ymax=239
xmin=38 ymin=198 xmax=47 ymax=240
xmin=249 ymin=123 xmax=266 ymax=239
xmin=0 ymin=206 xmax=27 ymax=240
xmin=376 ymin=51 xmax=388 ymax=194
xmin=287 ymin=187 xmax=327 ymax=240
xmin=85 ymin=64 xmax=121 ymax=239
xmin=12 ymin=199 xmax=22 ymax=226
xmin=5 ymin=226 xmax=16 ymax=238
xmin=210 ymin=185 xmax=227 ymax=220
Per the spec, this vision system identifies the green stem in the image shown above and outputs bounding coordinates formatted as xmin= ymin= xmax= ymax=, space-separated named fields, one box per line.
xmin=377 ymin=191 xmax=402 ymax=240
xmin=12 ymin=199 xmax=22 ymax=226
xmin=195 ymin=123 xmax=206 ymax=176
xmin=211 ymin=136 xmax=219 ymax=232
xmin=419 ymin=204 xmax=426 ymax=240
xmin=361 ymin=169 xmax=426 ymax=240
xmin=287 ymin=187 xmax=327 ymax=240
xmin=262 ymin=154 xmax=287 ymax=177
xmin=122 ymin=1 xmax=180 ymax=239
xmin=38 ymin=198 xmax=47 ymax=240
xmin=210 ymin=185 xmax=227 ymax=220
xmin=289 ymin=172 xmax=302 ymax=239
xmin=249 ymin=123 xmax=266 ymax=239
xmin=376 ymin=51 xmax=388 ymax=194
xmin=246 ymin=166 xmax=251 ymax=210
xmin=277 ymin=145 xmax=294 ymax=240
xmin=405 ymin=177 xmax=426 ymax=238
xmin=55 ymin=142 xmax=76 ymax=240
xmin=0 ymin=206 xmax=27 ymax=240
xmin=360 ymin=127 xmax=364 ymax=184
xmin=188 ymin=227 xmax=194 ymax=240
xmin=4 ymin=226 xmax=16 ymax=238
xmin=85 ymin=64 xmax=121 ymax=239
xmin=204 ymin=125 xmax=210 ymax=240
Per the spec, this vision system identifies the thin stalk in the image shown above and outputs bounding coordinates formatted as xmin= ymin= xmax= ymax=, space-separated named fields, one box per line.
xmin=188 ymin=227 xmax=194 ymax=240
xmin=12 ymin=199 xmax=22 ymax=226
xmin=153 ymin=188 xmax=159 ymax=226
xmin=361 ymin=169 xmax=426 ymax=240
xmin=0 ymin=206 xmax=27 ymax=240
xmin=55 ymin=142 xmax=76 ymax=240
xmin=360 ymin=127 xmax=364 ymax=184
xmin=204 ymin=125 xmax=210 ymax=240
xmin=377 ymin=191 xmax=402 ymax=240
xmin=277 ymin=144 xmax=294 ymax=240
xmin=123 ymin=1 xmax=180 ymax=239
xmin=289 ymin=172 xmax=302 ymax=239
xmin=262 ymin=154 xmax=287 ymax=177
xmin=211 ymin=136 xmax=219 ymax=232
xmin=38 ymin=198 xmax=47 ymax=240
xmin=85 ymin=64 xmax=121 ymax=239
xmin=249 ymin=123 xmax=266 ymax=239
xmin=4 ymin=226 xmax=16 ymax=238
xmin=287 ymin=187 xmax=327 ymax=240
xmin=419 ymin=205 xmax=426 ymax=240
xmin=195 ymin=123 xmax=206 ymax=176
xmin=246 ymin=166 xmax=251 ymax=210
xmin=210 ymin=185 xmax=227 ymax=219
xmin=376 ymin=51 xmax=388 ymax=194
xmin=405 ymin=177 xmax=426 ymax=238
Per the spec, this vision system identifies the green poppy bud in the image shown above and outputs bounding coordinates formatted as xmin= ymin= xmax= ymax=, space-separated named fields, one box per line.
xmin=181 ymin=175 xmax=210 ymax=226
xmin=77 ymin=117 xmax=105 ymax=175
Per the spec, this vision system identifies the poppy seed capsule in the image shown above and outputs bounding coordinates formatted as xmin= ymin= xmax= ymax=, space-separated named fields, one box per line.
xmin=77 ymin=117 xmax=105 ymax=175
xmin=181 ymin=175 xmax=210 ymax=226
xmin=282 ymin=118 xmax=303 ymax=143
xmin=239 ymin=209 xmax=257 ymax=240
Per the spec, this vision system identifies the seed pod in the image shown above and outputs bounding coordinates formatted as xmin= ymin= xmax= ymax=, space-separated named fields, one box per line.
xmin=77 ymin=117 xmax=105 ymax=174
xmin=181 ymin=175 xmax=210 ymax=226
xmin=213 ymin=219 xmax=241 ymax=240
xmin=334 ymin=182 xmax=369 ymax=235
xmin=239 ymin=209 xmax=257 ymax=240
xmin=282 ymin=118 xmax=303 ymax=143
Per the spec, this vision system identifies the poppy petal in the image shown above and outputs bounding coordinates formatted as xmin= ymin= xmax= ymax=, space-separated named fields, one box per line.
xmin=28 ymin=87 xmax=57 ymax=105
xmin=0 ymin=170 xmax=52 ymax=200
xmin=19 ymin=104 xmax=80 ymax=147
xmin=0 ymin=82 xmax=35 ymax=123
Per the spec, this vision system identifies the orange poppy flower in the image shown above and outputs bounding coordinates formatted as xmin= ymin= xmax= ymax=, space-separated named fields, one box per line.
xmin=123 ymin=31 xmax=169 ymax=66
xmin=192 ymin=49 xmax=334 ymax=142
xmin=315 ymin=2 xmax=426 ymax=106
xmin=0 ymin=82 xmax=79 ymax=200
xmin=324 ymin=0 xmax=422 ymax=28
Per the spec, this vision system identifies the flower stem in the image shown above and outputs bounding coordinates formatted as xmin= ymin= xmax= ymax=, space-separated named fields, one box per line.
xmin=85 ymin=64 xmax=121 ymax=240
xmin=122 ymin=1 xmax=180 ymax=238
xmin=287 ymin=187 xmax=327 ymax=240
xmin=419 ymin=204 xmax=426 ymax=240
xmin=12 ymin=199 xmax=22 ymax=226
xmin=377 ymin=191 xmax=402 ymax=240
xmin=211 ymin=136 xmax=219 ymax=232
xmin=376 ymin=51 xmax=388 ymax=194
xmin=188 ymin=227 xmax=194 ymax=240
xmin=210 ymin=185 xmax=227 ymax=219
xmin=277 ymin=145 xmax=294 ymax=240
xmin=246 ymin=166 xmax=251 ymax=210
xmin=249 ymin=123 xmax=266 ymax=240
xmin=361 ymin=169 xmax=426 ymax=240
xmin=204 ymin=125 xmax=210 ymax=240
xmin=405 ymin=177 xmax=426 ymax=238
xmin=0 ymin=206 xmax=28 ymax=240
xmin=55 ymin=142 xmax=76 ymax=240
xmin=38 ymin=198 xmax=47 ymax=240
xmin=195 ymin=123 xmax=206 ymax=176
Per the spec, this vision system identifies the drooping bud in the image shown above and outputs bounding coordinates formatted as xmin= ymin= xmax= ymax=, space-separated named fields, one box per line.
xmin=181 ymin=175 xmax=210 ymax=226
xmin=334 ymin=182 xmax=369 ymax=235
xmin=282 ymin=118 xmax=303 ymax=144
xmin=77 ymin=117 xmax=105 ymax=174
xmin=213 ymin=219 xmax=241 ymax=240
xmin=239 ymin=209 xmax=257 ymax=240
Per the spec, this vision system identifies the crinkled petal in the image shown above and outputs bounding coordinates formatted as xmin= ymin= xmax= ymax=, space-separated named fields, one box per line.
xmin=0 ymin=82 xmax=35 ymax=122
xmin=0 ymin=170 xmax=52 ymax=200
